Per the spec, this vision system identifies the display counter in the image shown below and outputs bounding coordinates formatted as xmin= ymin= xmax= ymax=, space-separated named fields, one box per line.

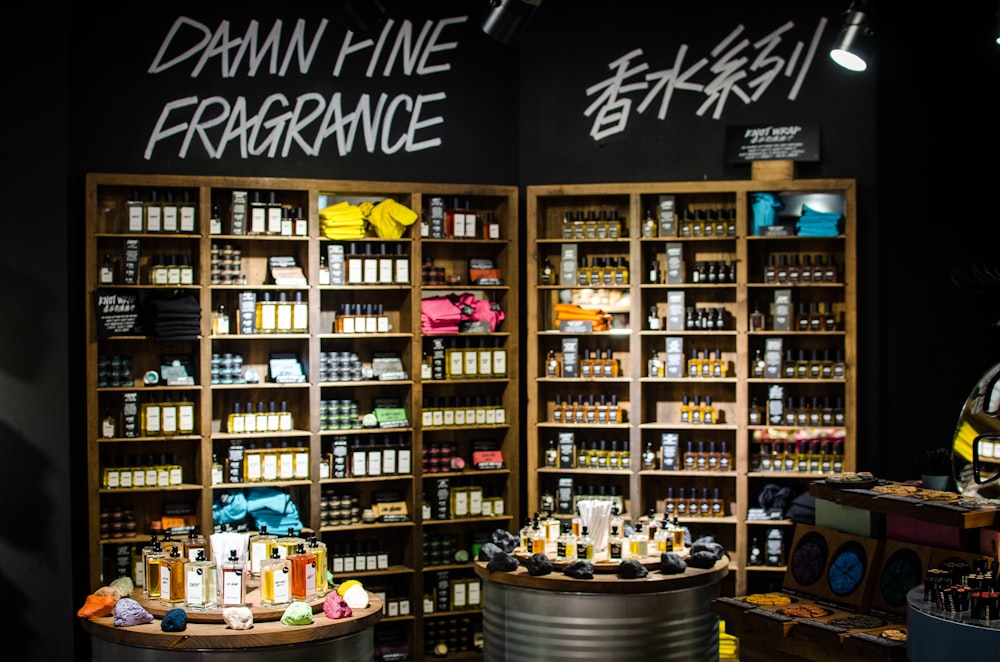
xmin=474 ymin=557 xmax=728 ymax=661
xmin=80 ymin=589 xmax=383 ymax=662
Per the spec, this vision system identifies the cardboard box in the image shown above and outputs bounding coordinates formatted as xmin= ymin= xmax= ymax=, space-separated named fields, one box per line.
xmin=666 ymin=291 xmax=686 ymax=330
xmin=764 ymin=337 xmax=784 ymax=379
xmin=230 ymin=190 xmax=248 ymax=235
xmin=560 ymin=243 xmax=578 ymax=286
xmin=664 ymin=336 xmax=685 ymax=378
xmin=658 ymin=195 xmax=677 ymax=236
xmin=665 ymin=242 xmax=684 ymax=283
xmin=773 ymin=288 xmax=792 ymax=331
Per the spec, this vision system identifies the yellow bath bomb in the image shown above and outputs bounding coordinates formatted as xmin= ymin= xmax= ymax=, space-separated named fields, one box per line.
xmin=341 ymin=582 xmax=369 ymax=609
xmin=336 ymin=580 xmax=363 ymax=597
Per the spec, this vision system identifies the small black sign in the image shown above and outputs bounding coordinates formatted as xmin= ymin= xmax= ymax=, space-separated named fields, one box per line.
xmin=725 ymin=124 xmax=820 ymax=163
xmin=95 ymin=290 xmax=142 ymax=337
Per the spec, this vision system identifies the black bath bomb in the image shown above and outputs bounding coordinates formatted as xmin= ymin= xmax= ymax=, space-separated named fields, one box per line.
xmin=563 ymin=560 xmax=594 ymax=579
xmin=686 ymin=550 xmax=718 ymax=569
xmin=691 ymin=540 xmax=725 ymax=560
xmin=617 ymin=559 xmax=649 ymax=579
xmin=478 ymin=542 xmax=503 ymax=562
xmin=660 ymin=552 xmax=687 ymax=575
xmin=486 ymin=552 xmax=520 ymax=572
xmin=525 ymin=553 xmax=553 ymax=576
xmin=491 ymin=529 xmax=519 ymax=553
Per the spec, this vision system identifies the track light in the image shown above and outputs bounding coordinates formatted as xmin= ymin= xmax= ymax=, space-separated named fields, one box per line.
xmin=830 ymin=1 xmax=873 ymax=72
xmin=481 ymin=0 xmax=542 ymax=44
xmin=331 ymin=0 xmax=387 ymax=34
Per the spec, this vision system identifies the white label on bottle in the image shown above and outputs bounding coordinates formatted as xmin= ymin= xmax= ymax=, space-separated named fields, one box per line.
xmin=279 ymin=452 xmax=294 ymax=479
xmin=382 ymin=448 xmax=397 ymax=474
xmin=262 ymin=453 xmax=278 ymax=480
xmin=398 ymin=449 xmax=411 ymax=473
xmin=379 ymin=258 xmax=394 ymax=283
xmin=160 ymin=565 xmax=171 ymax=598
xmin=145 ymin=406 xmax=161 ymax=434
xmin=352 ymin=451 xmax=367 ymax=476
xmin=146 ymin=206 xmax=162 ymax=232
xmin=368 ymin=450 xmax=382 ymax=476
xmin=276 ymin=304 xmax=292 ymax=331
xmin=222 ymin=568 xmax=244 ymax=605
xmin=128 ymin=205 xmax=144 ymax=232
xmin=493 ymin=350 xmax=507 ymax=376
xmin=180 ymin=206 xmax=195 ymax=232
xmin=479 ymin=351 xmax=492 ymax=376
xmin=395 ymin=258 xmax=409 ymax=284
xmin=251 ymin=207 xmax=266 ymax=234
xmin=163 ymin=206 xmax=178 ymax=232
xmin=178 ymin=404 xmax=194 ymax=433
xmin=268 ymin=207 xmax=283 ymax=234
xmin=246 ymin=453 xmax=261 ymax=480
xmin=162 ymin=407 xmax=177 ymax=433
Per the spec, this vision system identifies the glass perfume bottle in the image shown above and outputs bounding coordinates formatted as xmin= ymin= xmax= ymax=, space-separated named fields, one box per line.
xmin=220 ymin=548 xmax=246 ymax=607
xmin=185 ymin=548 xmax=218 ymax=610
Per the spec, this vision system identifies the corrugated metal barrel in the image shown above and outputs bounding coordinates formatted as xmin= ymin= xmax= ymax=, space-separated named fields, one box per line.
xmin=481 ymin=574 xmax=722 ymax=661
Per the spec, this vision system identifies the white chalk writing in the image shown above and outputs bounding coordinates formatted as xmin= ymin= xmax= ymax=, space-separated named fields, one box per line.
xmin=144 ymin=15 xmax=466 ymax=160
xmin=585 ymin=18 xmax=828 ymax=141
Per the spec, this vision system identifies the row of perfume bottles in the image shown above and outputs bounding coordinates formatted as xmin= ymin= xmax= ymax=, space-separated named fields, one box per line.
xmin=748 ymin=301 xmax=839 ymax=332
xmin=671 ymin=208 xmax=738 ymax=239
xmin=646 ymin=306 xmax=731 ymax=332
xmin=641 ymin=440 xmax=733 ymax=472
xmin=647 ymin=259 xmax=737 ymax=285
xmin=424 ymin=197 xmax=502 ymax=240
xmin=99 ymin=253 xmax=196 ymax=286
xmin=102 ymin=454 xmax=183 ymax=490
xmin=104 ymin=396 xmax=197 ymax=438
xmin=559 ymin=209 xmax=626 ymax=239
xmin=662 ymin=487 xmax=727 ymax=518
xmin=225 ymin=401 xmax=295 ymax=433
xmin=747 ymin=529 xmax=785 ymax=566
xmin=123 ymin=189 xmax=198 ymax=234
xmin=544 ymin=348 xmax=622 ymax=379
xmin=679 ymin=395 xmax=720 ymax=424
xmin=749 ymin=396 xmax=846 ymax=427
xmin=331 ymin=242 xmax=411 ymax=285
xmin=751 ymin=348 xmax=847 ymax=380
xmin=426 ymin=341 xmax=509 ymax=380
xmin=550 ymin=394 xmax=626 ymax=424
xmin=544 ymin=438 xmax=632 ymax=470
xmin=332 ymin=303 xmax=392 ymax=334
xmin=421 ymin=396 xmax=507 ymax=427
xmin=763 ymin=252 xmax=839 ymax=284
xmin=684 ymin=349 xmax=730 ymax=378
xmin=240 ymin=191 xmax=308 ymax=237
xmin=751 ymin=439 xmax=846 ymax=473
xmin=344 ymin=437 xmax=414 ymax=477
xmin=212 ymin=440 xmax=309 ymax=484
xmin=572 ymin=256 xmax=631 ymax=286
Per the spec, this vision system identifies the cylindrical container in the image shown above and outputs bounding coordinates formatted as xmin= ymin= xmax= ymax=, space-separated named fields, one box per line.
xmin=480 ymin=571 xmax=721 ymax=661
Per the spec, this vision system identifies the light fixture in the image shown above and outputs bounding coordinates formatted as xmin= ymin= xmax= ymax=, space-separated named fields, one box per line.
xmin=481 ymin=0 xmax=542 ymax=44
xmin=331 ymin=0 xmax=387 ymax=34
xmin=829 ymin=1 xmax=873 ymax=72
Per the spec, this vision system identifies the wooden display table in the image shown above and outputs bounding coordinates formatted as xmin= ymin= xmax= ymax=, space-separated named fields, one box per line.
xmin=80 ymin=588 xmax=382 ymax=661
xmin=475 ymin=557 xmax=728 ymax=661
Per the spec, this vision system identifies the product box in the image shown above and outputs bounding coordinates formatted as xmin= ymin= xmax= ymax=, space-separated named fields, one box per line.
xmin=122 ymin=238 xmax=140 ymax=285
xmin=767 ymin=383 xmax=784 ymax=425
xmin=239 ymin=291 xmax=257 ymax=335
xmin=431 ymin=337 xmax=446 ymax=380
xmin=665 ymin=242 xmax=684 ymax=283
xmin=558 ymin=431 xmax=576 ymax=468
xmin=773 ymin=289 xmax=792 ymax=331
xmin=660 ymin=432 xmax=679 ymax=470
xmin=429 ymin=197 xmax=445 ymax=238
xmin=122 ymin=391 xmax=139 ymax=438
xmin=659 ymin=195 xmax=677 ymax=237
xmin=331 ymin=436 xmax=349 ymax=478
xmin=435 ymin=570 xmax=450 ymax=612
xmin=764 ymin=337 xmax=784 ymax=379
xmin=230 ymin=190 xmax=248 ymax=235
xmin=557 ymin=476 xmax=575 ymax=514
xmin=560 ymin=243 xmax=578 ymax=286
xmin=327 ymin=244 xmax=345 ymax=285
xmin=561 ymin=337 xmax=579 ymax=378
xmin=434 ymin=477 xmax=451 ymax=520
xmin=666 ymin=290 xmax=686 ymax=330
xmin=665 ymin=336 xmax=685 ymax=378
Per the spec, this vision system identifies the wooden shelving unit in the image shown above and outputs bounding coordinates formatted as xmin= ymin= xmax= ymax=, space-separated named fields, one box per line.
xmin=525 ymin=174 xmax=857 ymax=596
xmin=84 ymin=173 xmax=518 ymax=660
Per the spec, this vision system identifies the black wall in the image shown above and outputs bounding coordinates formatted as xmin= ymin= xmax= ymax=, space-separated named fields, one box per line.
xmin=4 ymin=2 xmax=997 ymax=661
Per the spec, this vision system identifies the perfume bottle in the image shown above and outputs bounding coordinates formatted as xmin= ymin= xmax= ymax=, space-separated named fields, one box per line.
xmin=185 ymin=548 xmax=218 ymax=610
xmin=220 ymin=548 xmax=246 ymax=607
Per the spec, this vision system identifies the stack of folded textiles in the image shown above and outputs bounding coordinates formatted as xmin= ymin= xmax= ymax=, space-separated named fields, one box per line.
xmin=795 ymin=204 xmax=842 ymax=237
xmin=320 ymin=201 xmax=367 ymax=239
xmin=142 ymin=292 xmax=201 ymax=341
xmin=553 ymin=303 xmax=612 ymax=332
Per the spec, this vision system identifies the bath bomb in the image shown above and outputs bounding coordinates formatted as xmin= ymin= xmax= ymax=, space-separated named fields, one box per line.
xmin=222 ymin=606 xmax=254 ymax=630
xmin=280 ymin=601 xmax=314 ymax=625
xmin=161 ymin=608 xmax=187 ymax=632
xmin=113 ymin=597 xmax=154 ymax=626
xmin=323 ymin=593 xmax=353 ymax=619
xmin=109 ymin=576 xmax=135 ymax=597
xmin=76 ymin=593 xmax=118 ymax=619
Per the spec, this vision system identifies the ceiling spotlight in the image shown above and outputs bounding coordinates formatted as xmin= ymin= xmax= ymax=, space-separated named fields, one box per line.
xmin=829 ymin=1 xmax=873 ymax=72
xmin=331 ymin=0 xmax=387 ymax=34
xmin=481 ymin=0 xmax=542 ymax=45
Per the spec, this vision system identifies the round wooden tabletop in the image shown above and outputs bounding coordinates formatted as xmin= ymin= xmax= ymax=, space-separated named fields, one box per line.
xmin=474 ymin=556 xmax=729 ymax=594
xmin=79 ymin=588 xmax=383 ymax=651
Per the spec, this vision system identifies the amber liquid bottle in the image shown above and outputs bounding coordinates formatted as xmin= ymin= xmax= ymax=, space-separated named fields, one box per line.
xmin=289 ymin=543 xmax=318 ymax=601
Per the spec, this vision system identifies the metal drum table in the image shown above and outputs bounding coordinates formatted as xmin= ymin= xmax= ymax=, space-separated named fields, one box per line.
xmin=475 ymin=557 xmax=729 ymax=662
